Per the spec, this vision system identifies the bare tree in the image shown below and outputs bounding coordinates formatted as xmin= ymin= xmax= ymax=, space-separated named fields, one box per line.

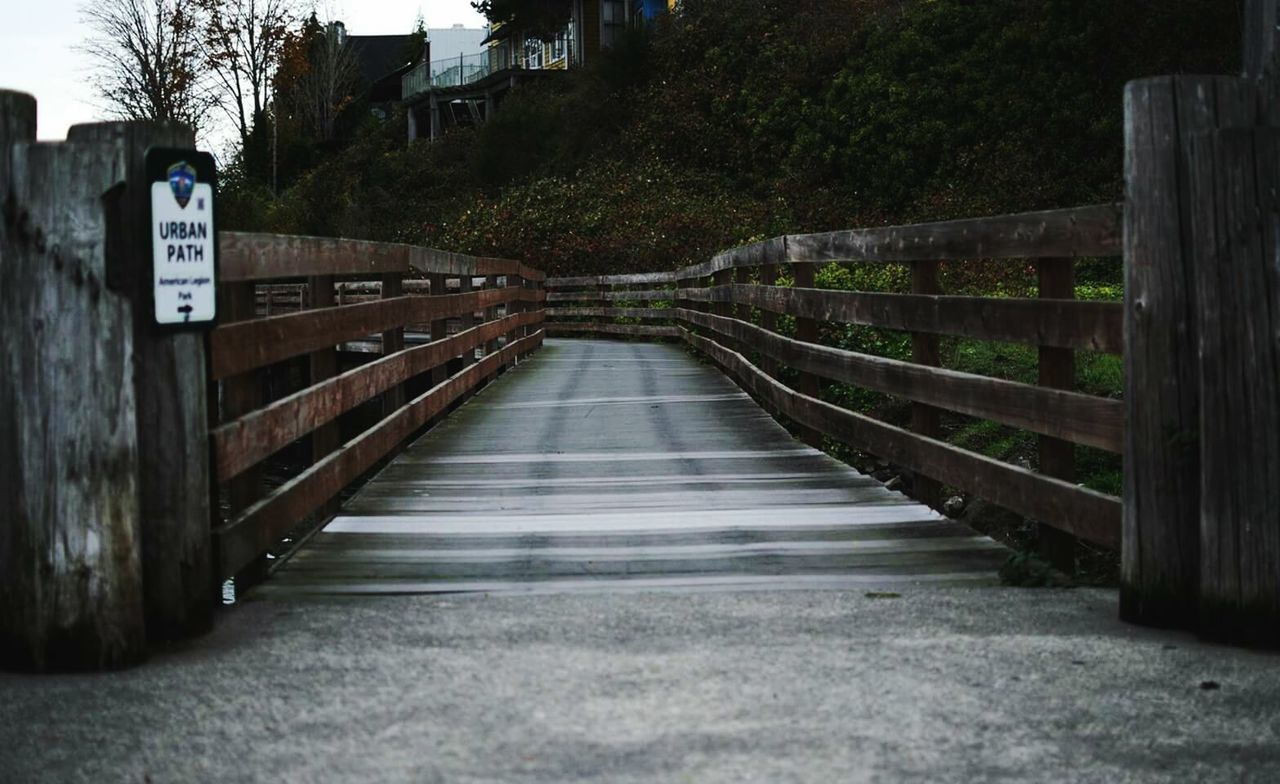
xmin=80 ymin=0 xmax=214 ymax=135
xmin=195 ymin=0 xmax=295 ymax=145
xmin=279 ymin=18 xmax=359 ymax=142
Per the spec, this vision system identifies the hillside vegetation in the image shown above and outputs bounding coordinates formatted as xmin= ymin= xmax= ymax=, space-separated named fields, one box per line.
xmin=223 ymin=0 xmax=1237 ymax=277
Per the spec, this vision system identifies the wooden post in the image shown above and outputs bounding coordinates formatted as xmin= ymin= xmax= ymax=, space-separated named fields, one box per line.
xmin=910 ymin=260 xmax=942 ymax=508
xmin=1244 ymin=0 xmax=1279 ymax=79
xmin=1187 ymin=127 xmax=1280 ymax=643
xmin=381 ymin=272 xmax=406 ymax=414
xmin=596 ymin=279 xmax=608 ymax=336
xmin=220 ymin=282 xmax=267 ymax=590
xmin=428 ymin=273 xmax=450 ymax=386
xmin=459 ymin=275 xmax=476 ymax=366
xmin=759 ymin=264 xmax=780 ymax=379
xmin=308 ymin=275 xmax=341 ymax=523
xmin=734 ymin=266 xmax=751 ymax=356
xmin=484 ymin=274 xmax=500 ymax=355
xmin=712 ymin=268 xmax=736 ymax=353
xmin=1036 ymin=258 xmax=1078 ymax=571
xmin=0 ymin=96 xmax=148 ymax=670
xmin=1120 ymin=76 xmax=1259 ymax=627
xmin=83 ymin=121 xmax=215 ymax=642
xmin=791 ymin=262 xmax=823 ymax=448
xmin=506 ymin=273 xmax=524 ymax=349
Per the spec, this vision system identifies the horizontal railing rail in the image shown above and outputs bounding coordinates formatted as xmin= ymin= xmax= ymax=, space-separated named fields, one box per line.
xmin=544 ymin=202 xmax=1124 ymax=550
xmin=212 ymin=232 xmax=546 ymax=582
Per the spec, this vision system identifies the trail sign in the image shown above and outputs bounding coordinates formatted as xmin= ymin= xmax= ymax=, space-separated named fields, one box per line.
xmin=146 ymin=148 xmax=217 ymax=327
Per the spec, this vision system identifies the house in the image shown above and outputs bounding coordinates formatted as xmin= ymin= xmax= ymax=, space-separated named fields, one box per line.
xmin=329 ymin=23 xmax=487 ymax=116
xmin=341 ymin=26 xmax=416 ymax=106
xmin=402 ymin=1 xmax=673 ymax=141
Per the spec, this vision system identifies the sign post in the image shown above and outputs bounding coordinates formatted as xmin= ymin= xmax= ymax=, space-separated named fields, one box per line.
xmin=146 ymin=148 xmax=218 ymax=327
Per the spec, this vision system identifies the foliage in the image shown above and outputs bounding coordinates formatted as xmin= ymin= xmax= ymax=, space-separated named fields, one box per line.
xmin=274 ymin=13 xmax=359 ymax=143
xmin=401 ymin=14 xmax=428 ymax=65
xmin=429 ymin=156 xmax=790 ymax=276
xmin=471 ymin=0 xmax=572 ymax=39
xmin=195 ymin=0 xmax=295 ymax=145
xmin=79 ymin=0 xmax=215 ymax=137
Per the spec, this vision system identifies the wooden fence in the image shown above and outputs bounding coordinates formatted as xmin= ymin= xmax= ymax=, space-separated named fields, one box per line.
xmin=210 ymin=234 xmax=546 ymax=583
xmin=545 ymin=204 xmax=1124 ymax=552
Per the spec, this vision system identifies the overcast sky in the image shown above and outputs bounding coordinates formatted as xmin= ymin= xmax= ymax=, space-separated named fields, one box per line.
xmin=0 ymin=0 xmax=486 ymax=141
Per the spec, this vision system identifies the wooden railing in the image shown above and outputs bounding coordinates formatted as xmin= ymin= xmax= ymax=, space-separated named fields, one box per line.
xmin=545 ymin=204 xmax=1123 ymax=550
xmin=211 ymin=233 xmax=546 ymax=582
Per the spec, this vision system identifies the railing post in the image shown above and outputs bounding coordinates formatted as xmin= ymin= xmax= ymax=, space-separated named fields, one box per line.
xmin=1188 ymin=127 xmax=1280 ymax=643
xmin=309 ymin=274 xmax=341 ymax=523
xmin=459 ymin=274 xmax=476 ymax=367
xmin=1120 ymin=76 xmax=1256 ymax=627
xmin=712 ymin=268 xmax=736 ymax=353
xmin=0 ymin=95 xmax=151 ymax=670
xmin=429 ymin=273 xmax=450 ymax=387
xmin=759 ymin=264 xmax=780 ymax=379
xmin=909 ymin=260 xmax=942 ymax=508
xmin=485 ymin=274 xmax=500 ymax=356
xmin=381 ymin=271 xmax=406 ymax=414
xmin=596 ymin=278 xmax=609 ymax=335
xmin=529 ymin=273 xmax=545 ymax=354
xmin=1243 ymin=0 xmax=1279 ymax=80
xmin=734 ymin=266 xmax=751 ymax=357
xmin=222 ymin=281 xmax=268 ymax=590
xmin=1037 ymin=258 xmax=1079 ymax=571
xmin=791 ymin=262 xmax=823 ymax=448
xmin=507 ymin=272 xmax=524 ymax=349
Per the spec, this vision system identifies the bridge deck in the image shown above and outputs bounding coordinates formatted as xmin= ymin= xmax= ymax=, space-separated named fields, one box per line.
xmin=267 ymin=338 xmax=1007 ymax=595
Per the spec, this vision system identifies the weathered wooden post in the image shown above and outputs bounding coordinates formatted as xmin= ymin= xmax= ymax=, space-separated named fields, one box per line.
xmin=909 ymin=260 xmax=942 ymax=508
xmin=428 ymin=272 xmax=450 ymax=386
xmin=712 ymin=267 xmax=736 ymax=353
xmin=758 ymin=263 xmax=780 ymax=379
xmin=219 ymin=280 xmax=266 ymax=590
xmin=506 ymin=271 xmax=524 ymax=347
xmin=790 ymin=261 xmax=823 ymax=448
xmin=0 ymin=94 xmax=147 ymax=669
xmin=459 ymin=274 xmax=476 ymax=366
xmin=1183 ymin=7 xmax=1280 ymax=642
xmin=1243 ymin=0 xmax=1279 ymax=81
xmin=1037 ymin=258 xmax=1079 ymax=570
xmin=484 ymin=274 xmax=500 ymax=356
xmin=381 ymin=271 xmax=407 ymax=412
xmin=1188 ymin=127 xmax=1280 ymax=643
xmin=1122 ymin=76 xmax=1245 ymax=627
xmin=90 ymin=122 xmax=215 ymax=641
xmin=1122 ymin=3 xmax=1277 ymax=634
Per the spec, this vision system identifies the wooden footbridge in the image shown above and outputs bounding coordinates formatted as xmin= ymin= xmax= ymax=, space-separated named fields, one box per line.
xmin=266 ymin=338 xmax=1007 ymax=596
xmin=4 ymin=37 xmax=1280 ymax=671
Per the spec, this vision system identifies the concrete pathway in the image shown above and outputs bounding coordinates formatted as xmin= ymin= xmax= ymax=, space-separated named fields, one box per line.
xmin=2 ymin=588 xmax=1278 ymax=782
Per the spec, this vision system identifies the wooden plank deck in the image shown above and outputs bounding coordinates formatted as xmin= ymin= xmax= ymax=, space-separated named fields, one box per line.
xmin=265 ymin=338 xmax=1009 ymax=595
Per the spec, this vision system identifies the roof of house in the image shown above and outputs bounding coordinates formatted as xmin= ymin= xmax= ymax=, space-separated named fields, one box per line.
xmin=347 ymin=34 xmax=415 ymax=85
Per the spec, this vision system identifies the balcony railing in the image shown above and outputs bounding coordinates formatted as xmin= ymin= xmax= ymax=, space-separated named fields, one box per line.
xmin=403 ymin=52 xmax=501 ymax=99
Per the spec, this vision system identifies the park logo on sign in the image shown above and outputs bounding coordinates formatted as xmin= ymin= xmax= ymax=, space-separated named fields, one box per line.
xmin=167 ymin=161 xmax=197 ymax=208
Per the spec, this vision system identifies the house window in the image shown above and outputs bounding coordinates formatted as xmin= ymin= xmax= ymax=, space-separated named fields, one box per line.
xmin=551 ymin=32 xmax=566 ymax=63
xmin=524 ymin=36 xmax=543 ymax=69
xmin=601 ymin=0 xmax=626 ymax=48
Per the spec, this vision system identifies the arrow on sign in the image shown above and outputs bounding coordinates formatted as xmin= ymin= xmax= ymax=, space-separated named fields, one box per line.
xmin=178 ymin=304 xmax=193 ymax=322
